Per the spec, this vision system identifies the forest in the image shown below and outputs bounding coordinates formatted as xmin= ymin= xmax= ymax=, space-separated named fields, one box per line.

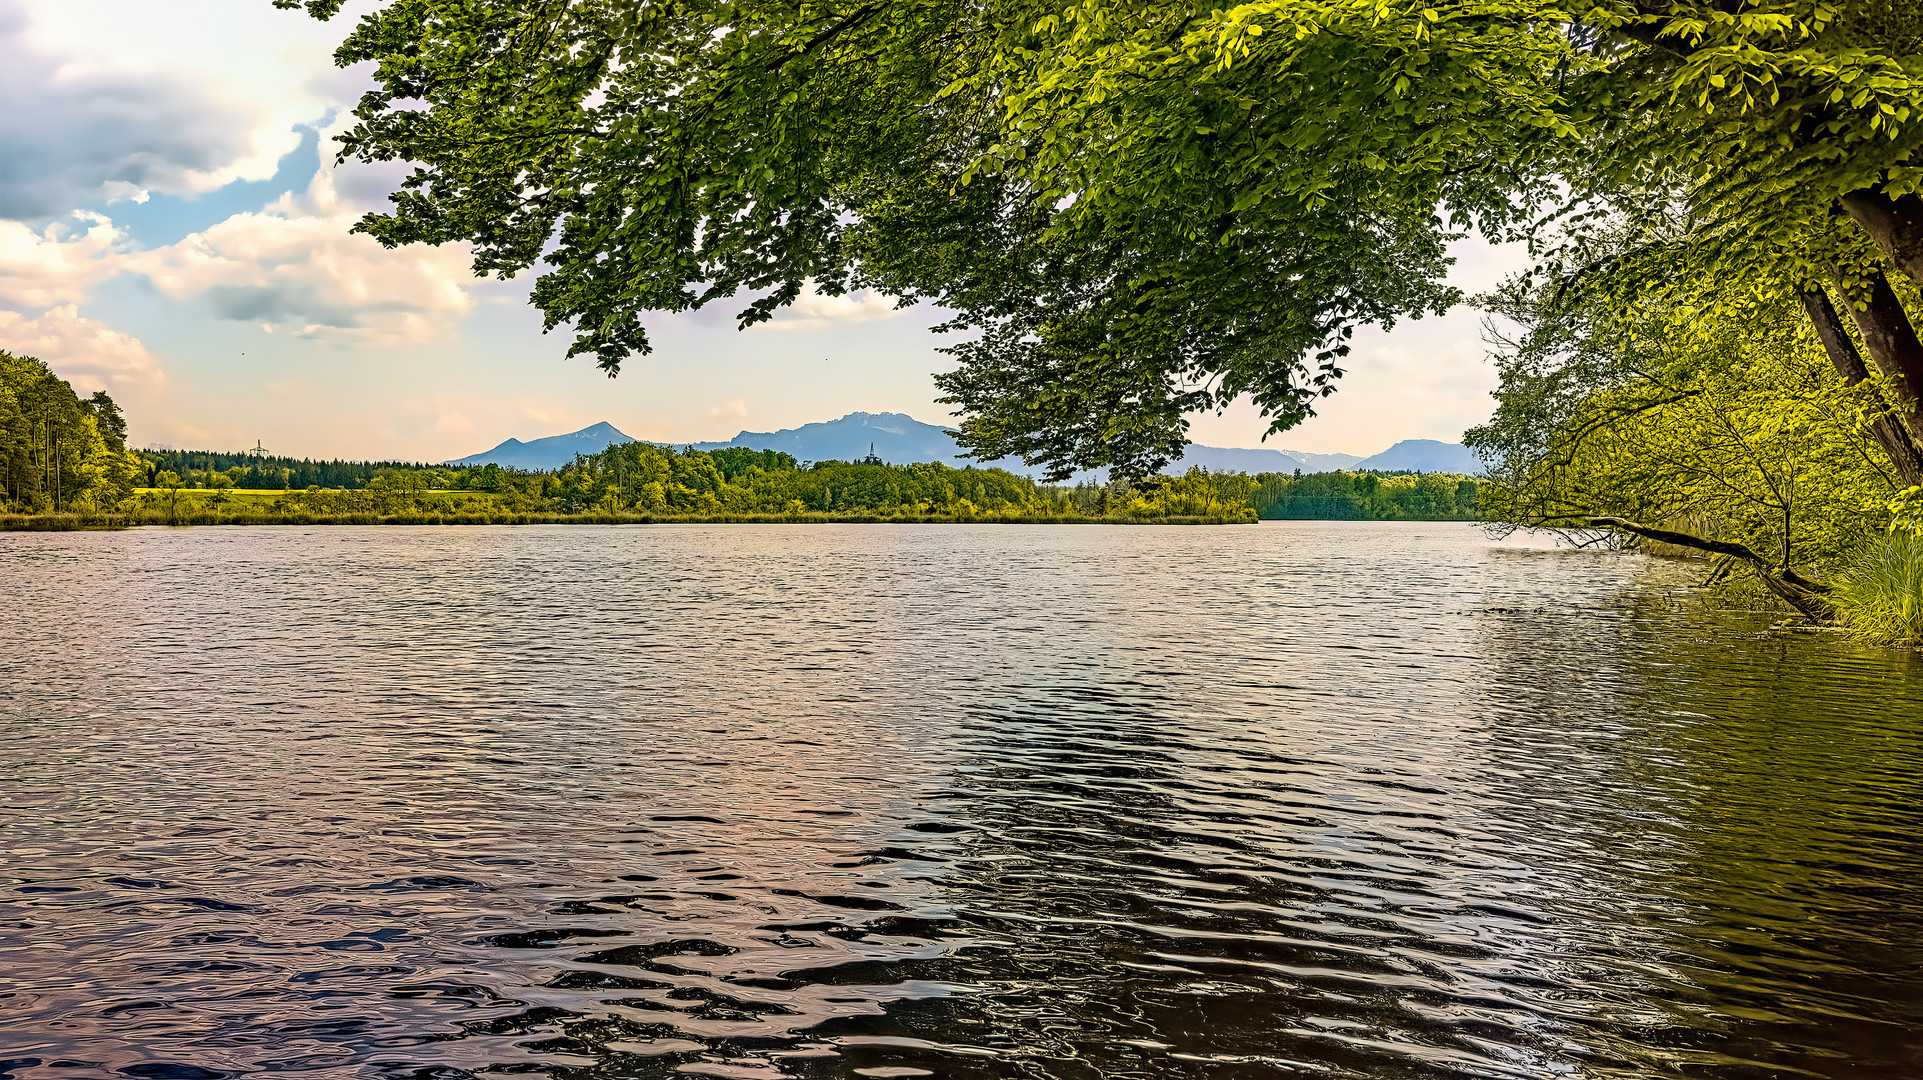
xmin=0 ymin=351 xmax=142 ymax=514
xmin=116 ymin=452 xmax=1258 ymax=525
xmin=138 ymin=449 xmax=479 ymax=492
xmin=1252 ymin=472 xmax=1481 ymax=521
xmin=128 ymin=444 xmax=1480 ymax=521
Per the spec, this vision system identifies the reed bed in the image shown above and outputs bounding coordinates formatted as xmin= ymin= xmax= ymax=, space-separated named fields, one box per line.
xmin=1831 ymin=533 xmax=1923 ymax=646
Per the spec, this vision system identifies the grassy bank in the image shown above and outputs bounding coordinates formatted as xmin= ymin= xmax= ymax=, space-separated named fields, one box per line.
xmin=1830 ymin=534 xmax=1923 ymax=646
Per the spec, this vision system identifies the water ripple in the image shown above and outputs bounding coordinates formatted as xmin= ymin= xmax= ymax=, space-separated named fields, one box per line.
xmin=2 ymin=523 xmax=1920 ymax=1078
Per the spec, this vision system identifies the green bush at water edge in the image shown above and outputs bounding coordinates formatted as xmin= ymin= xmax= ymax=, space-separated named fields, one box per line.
xmin=1831 ymin=533 xmax=1923 ymax=647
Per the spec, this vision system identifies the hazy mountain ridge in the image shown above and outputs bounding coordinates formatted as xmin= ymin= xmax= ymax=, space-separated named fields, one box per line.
xmin=448 ymin=421 xmax=636 ymax=469
xmin=1168 ymin=445 xmax=1364 ymax=475
xmin=690 ymin=412 xmax=965 ymax=464
xmin=1352 ymin=440 xmax=1484 ymax=475
xmin=451 ymin=413 xmax=1482 ymax=475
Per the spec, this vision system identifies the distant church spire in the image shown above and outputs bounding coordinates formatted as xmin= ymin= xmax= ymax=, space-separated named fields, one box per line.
xmin=860 ymin=442 xmax=884 ymax=466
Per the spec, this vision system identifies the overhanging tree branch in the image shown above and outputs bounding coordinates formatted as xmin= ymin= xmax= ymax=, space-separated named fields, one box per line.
xmin=1589 ymin=515 xmax=1831 ymax=619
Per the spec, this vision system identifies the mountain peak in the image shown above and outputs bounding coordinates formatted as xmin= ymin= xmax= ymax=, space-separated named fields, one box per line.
xmin=1352 ymin=439 xmax=1484 ymax=475
xmin=449 ymin=421 xmax=636 ymax=468
xmin=691 ymin=411 xmax=962 ymax=464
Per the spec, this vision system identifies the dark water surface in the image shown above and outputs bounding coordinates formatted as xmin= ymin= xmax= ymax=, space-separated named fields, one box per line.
xmin=3 ymin=523 xmax=1921 ymax=1080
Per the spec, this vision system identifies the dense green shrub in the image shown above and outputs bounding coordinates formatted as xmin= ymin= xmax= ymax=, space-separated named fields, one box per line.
xmin=1832 ymin=534 xmax=1923 ymax=646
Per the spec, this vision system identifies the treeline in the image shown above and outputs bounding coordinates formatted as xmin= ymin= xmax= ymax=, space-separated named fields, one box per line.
xmin=1 ymin=359 xmax=1460 ymax=528
xmin=6 ymin=371 xmax=1496 ymax=527
xmin=4 ymin=354 xmax=1479 ymax=529
xmin=136 ymin=449 xmax=500 ymax=491
xmin=124 ymin=441 xmax=1265 ymax=522
xmin=10 ymin=425 xmax=1264 ymax=526
xmin=491 ymin=441 xmax=1260 ymax=521
xmin=1 ymin=350 xmax=142 ymax=513
xmin=1251 ymin=472 xmax=1481 ymax=521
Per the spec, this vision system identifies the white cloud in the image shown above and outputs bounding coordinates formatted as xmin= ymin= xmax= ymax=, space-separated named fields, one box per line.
xmin=0 ymin=212 xmax=127 ymax=308
xmin=760 ymin=286 xmax=909 ymax=330
xmin=710 ymin=398 xmax=749 ymax=419
xmin=0 ymin=303 xmax=162 ymax=390
xmin=130 ymin=170 xmax=479 ymax=345
xmin=0 ymin=166 xmax=480 ymax=350
xmin=0 ymin=0 xmax=295 ymax=220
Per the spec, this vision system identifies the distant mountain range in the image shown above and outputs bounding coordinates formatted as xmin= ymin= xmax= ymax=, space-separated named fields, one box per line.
xmin=449 ymin=412 xmax=1484 ymax=476
xmin=691 ymin=412 xmax=965 ymax=464
xmin=448 ymin=421 xmax=636 ymax=470
xmin=1351 ymin=439 xmax=1486 ymax=475
xmin=1167 ymin=444 xmax=1363 ymax=475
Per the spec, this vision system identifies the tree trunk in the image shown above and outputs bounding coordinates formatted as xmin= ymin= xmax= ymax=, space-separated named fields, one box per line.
xmin=1589 ymin=516 xmax=1831 ymax=622
xmin=1841 ymin=189 xmax=1923 ymax=287
xmin=1830 ymin=265 xmax=1923 ymax=438
xmin=1802 ymin=286 xmax=1923 ymax=487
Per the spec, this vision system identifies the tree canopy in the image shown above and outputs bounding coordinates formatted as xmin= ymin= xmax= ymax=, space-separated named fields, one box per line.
xmin=283 ymin=0 xmax=1572 ymax=476
xmin=282 ymin=0 xmax=1922 ymax=481
xmin=0 ymin=351 xmax=141 ymax=513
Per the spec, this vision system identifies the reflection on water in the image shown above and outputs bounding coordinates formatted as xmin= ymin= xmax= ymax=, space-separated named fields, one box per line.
xmin=1 ymin=522 xmax=1919 ymax=1079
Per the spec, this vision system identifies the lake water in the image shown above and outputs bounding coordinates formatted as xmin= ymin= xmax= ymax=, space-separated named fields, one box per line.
xmin=2 ymin=522 xmax=1921 ymax=1080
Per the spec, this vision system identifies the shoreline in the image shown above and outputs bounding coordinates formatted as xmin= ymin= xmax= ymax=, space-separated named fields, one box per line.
xmin=2 ymin=511 xmax=1260 ymax=531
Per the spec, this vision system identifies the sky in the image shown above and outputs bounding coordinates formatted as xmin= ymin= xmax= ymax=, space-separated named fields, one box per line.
xmin=2 ymin=0 xmax=1532 ymax=462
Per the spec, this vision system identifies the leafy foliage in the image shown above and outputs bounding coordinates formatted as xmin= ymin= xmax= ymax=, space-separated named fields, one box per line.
xmin=1563 ymin=0 xmax=1923 ymax=287
xmin=260 ymin=0 xmax=1923 ymax=639
xmin=1467 ymin=273 xmax=1903 ymax=605
xmin=1252 ymin=470 xmax=1481 ymax=520
xmin=293 ymin=0 xmax=1590 ymax=478
xmin=0 ymin=351 xmax=141 ymax=513
xmin=283 ymin=0 xmax=1923 ymax=485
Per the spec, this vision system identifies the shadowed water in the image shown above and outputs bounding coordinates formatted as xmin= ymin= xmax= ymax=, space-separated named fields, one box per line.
xmin=2 ymin=522 xmax=1920 ymax=1079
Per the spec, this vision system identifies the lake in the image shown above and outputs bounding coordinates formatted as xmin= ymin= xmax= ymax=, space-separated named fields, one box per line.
xmin=2 ymin=522 xmax=1920 ymax=1079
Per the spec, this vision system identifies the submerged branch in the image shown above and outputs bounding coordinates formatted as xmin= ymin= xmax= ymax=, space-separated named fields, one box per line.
xmin=1589 ymin=515 xmax=1832 ymax=621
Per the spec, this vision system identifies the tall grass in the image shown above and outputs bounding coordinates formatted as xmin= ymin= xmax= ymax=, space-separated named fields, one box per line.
xmin=1832 ymin=533 xmax=1923 ymax=646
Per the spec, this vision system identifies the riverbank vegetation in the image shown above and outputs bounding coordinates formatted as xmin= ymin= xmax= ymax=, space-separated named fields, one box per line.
xmin=1467 ymin=252 xmax=1923 ymax=641
xmin=2 ymin=418 xmax=1264 ymax=526
xmin=1831 ymin=535 xmax=1923 ymax=646
xmin=1252 ymin=472 xmax=1481 ymax=521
